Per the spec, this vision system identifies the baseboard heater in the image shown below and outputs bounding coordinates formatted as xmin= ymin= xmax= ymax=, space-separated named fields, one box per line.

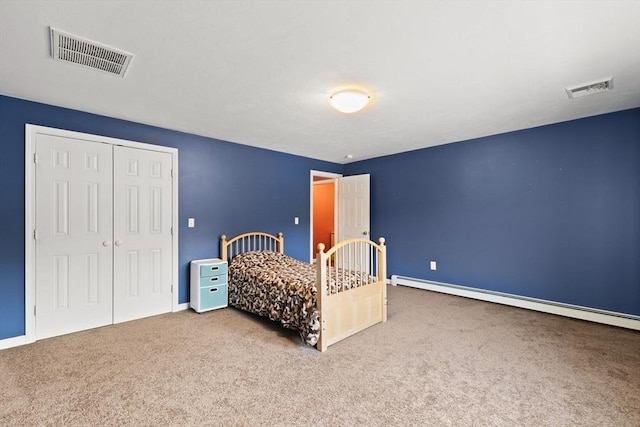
xmin=390 ymin=275 xmax=640 ymax=331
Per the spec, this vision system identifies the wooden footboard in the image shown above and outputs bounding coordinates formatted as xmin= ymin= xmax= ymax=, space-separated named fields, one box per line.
xmin=316 ymin=237 xmax=387 ymax=352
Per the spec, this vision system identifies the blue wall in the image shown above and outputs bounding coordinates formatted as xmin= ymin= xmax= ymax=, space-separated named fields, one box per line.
xmin=0 ymin=95 xmax=341 ymax=340
xmin=346 ymin=108 xmax=640 ymax=316
xmin=2 ymin=96 xmax=638 ymax=341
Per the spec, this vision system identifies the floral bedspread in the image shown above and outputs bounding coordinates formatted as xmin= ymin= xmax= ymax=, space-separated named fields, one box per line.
xmin=228 ymin=251 xmax=375 ymax=347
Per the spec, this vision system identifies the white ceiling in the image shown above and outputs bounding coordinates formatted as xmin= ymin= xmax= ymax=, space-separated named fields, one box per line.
xmin=1 ymin=1 xmax=639 ymax=164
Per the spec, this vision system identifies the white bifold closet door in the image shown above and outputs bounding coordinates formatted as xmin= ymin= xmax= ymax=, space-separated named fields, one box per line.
xmin=35 ymin=134 xmax=172 ymax=340
xmin=35 ymin=134 xmax=114 ymax=339
xmin=112 ymin=146 xmax=172 ymax=323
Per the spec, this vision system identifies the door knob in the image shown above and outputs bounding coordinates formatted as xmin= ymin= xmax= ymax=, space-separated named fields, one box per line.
xmin=102 ymin=240 xmax=111 ymax=247
xmin=362 ymin=231 xmax=369 ymax=236
xmin=115 ymin=240 xmax=123 ymax=246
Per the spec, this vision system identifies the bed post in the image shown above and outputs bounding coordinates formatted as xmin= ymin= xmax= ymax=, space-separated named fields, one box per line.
xmin=379 ymin=237 xmax=387 ymax=322
xmin=277 ymin=232 xmax=284 ymax=254
xmin=316 ymin=242 xmax=328 ymax=352
xmin=221 ymin=235 xmax=228 ymax=262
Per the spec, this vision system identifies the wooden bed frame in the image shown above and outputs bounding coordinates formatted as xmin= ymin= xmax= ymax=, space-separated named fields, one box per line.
xmin=220 ymin=231 xmax=387 ymax=352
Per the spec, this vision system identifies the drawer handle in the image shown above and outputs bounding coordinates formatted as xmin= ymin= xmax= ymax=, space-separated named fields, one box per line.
xmin=210 ymin=266 xmax=219 ymax=271
xmin=209 ymin=277 xmax=219 ymax=282
xmin=209 ymin=288 xmax=218 ymax=293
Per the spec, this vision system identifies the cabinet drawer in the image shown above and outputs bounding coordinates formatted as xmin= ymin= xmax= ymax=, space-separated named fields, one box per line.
xmin=200 ymin=285 xmax=227 ymax=310
xmin=199 ymin=263 xmax=228 ymax=277
xmin=200 ymin=274 xmax=227 ymax=287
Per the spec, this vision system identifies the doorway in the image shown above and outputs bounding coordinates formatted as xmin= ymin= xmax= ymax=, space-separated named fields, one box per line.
xmin=309 ymin=171 xmax=371 ymax=262
xmin=310 ymin=170 xmax=341 ymax=262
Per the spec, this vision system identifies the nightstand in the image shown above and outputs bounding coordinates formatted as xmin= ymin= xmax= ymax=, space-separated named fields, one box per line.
xmin=190 ymin=258 xmax=228 ymax=313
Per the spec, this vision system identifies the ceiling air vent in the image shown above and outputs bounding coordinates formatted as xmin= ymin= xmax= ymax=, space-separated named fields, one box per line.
xmin=565 ymin=77 xmax=613 ymax=99
xmin=50 ymin=27 xmax=133 ymax=77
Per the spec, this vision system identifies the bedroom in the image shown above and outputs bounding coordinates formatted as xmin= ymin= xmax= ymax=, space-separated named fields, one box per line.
xmin=1 ymin=1 xmax=639 ymax=425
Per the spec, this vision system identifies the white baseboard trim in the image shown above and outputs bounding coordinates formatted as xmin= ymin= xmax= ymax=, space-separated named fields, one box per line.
xmin=175 ymin=302 xmax=190 ymax=312
xmin=391 ymin=275 xmax=640 ymax=331
xmin=2 ymin=305 xmax=191 ymax=351
xmin=0 ymin=334 xmax=28 ymax=350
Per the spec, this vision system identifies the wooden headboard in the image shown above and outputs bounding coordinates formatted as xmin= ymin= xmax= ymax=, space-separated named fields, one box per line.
xmin=220 ymin=231 xmax=284 ymax=262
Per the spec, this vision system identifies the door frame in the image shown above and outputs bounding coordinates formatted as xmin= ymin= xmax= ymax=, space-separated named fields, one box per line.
xmin=309 ymin=170 xmax=342 ymax=262
xmin=24 ymin=124 xmax=179 ymax=344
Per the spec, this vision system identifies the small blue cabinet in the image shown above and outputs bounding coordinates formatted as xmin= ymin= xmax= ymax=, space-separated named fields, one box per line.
xmin=190 ymin=258 xmax=228 ymax=313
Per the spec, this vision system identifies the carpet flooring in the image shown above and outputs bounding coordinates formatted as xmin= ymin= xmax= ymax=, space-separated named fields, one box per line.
xmin=1 ymin=285 xmax=639 ymax=426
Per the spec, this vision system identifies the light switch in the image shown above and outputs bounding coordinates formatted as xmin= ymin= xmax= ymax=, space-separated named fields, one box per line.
xmin=430 ymin=261 xmax=437 ymax=271
xmin=294 ymin=217 xmax=299 ymax=225
xmin=188 ymin=218 xmax=195 ymax=228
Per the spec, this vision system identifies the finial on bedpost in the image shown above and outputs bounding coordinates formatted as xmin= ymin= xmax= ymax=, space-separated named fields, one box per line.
xmin=378 ymin=237 xmax=385 ymax=246
xmin=277 ymin=232 xmax=284 ymax=254
xmin=317 ymin=243 xmax=325 ymax=254
xmin=221 ymin=235 xmax=227 ymax=261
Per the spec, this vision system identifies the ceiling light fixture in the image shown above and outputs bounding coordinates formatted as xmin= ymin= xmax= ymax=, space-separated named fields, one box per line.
xmin=330 ymin=89 xmax=371 ymax=113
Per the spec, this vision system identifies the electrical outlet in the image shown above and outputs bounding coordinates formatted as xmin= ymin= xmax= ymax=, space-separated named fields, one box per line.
xmin=430 ymin=261 xmax=437 ymax=271
xmin=294 ymin=217 xmax=299 ymax=225
xmin=188 ymin=218 xmax=195 ymax=228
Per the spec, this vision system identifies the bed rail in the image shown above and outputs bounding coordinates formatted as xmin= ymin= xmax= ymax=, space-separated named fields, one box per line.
xmin=221 ymin=231 xmax=284 ymax=262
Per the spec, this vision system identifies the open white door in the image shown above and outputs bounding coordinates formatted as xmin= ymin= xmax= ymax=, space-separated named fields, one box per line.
xmin=335 ymin=174 xmax=371 ymax=271
xmin=336 ymin=174 xmax=370 ymax=241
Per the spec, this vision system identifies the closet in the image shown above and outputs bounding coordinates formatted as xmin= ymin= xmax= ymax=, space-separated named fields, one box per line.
xmin=28 ymin=126 xmax=176 ymax=340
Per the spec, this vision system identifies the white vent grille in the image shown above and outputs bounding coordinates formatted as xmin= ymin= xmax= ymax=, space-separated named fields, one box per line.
xmin=566 ymin=77 xmax=613 ymax=99
xmin=50 ymin=27 xmax=133 ymax=77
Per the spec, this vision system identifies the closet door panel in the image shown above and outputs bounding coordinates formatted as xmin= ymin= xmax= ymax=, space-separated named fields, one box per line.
xmin=35 ymin=134 xmax=113 ymax=339
xmin=112 ymin=146 xmax=173 ymax=323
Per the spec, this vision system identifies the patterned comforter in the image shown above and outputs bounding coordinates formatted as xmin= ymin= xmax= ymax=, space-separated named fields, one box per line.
xmin=228 ymin=251 xmax=374 ymax=346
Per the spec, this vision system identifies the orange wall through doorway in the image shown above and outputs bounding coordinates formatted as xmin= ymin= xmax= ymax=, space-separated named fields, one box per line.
xmin=313 ymin=181 xmax=334 ymax=259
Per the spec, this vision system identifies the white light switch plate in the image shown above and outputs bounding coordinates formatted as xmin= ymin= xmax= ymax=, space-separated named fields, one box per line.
xmin=188 ymin=218 xmax=195 ymax=228
xmin=430 ymin=261 xmax=437 ymax=270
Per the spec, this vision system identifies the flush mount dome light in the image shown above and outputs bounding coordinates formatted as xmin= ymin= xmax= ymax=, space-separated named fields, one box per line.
xmin=329 ymin=89 xmax=371 ymax=113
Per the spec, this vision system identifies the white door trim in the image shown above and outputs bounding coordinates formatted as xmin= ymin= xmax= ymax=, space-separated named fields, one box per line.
xmin=24 ymin=124 xmax=179 ymax=344
xmin=309 ymin=170 xmax=342 ymax=262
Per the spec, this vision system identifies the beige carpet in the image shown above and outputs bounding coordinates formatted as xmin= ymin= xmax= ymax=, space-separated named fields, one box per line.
xmin=1 ymin=285 xmax=639 ymax=426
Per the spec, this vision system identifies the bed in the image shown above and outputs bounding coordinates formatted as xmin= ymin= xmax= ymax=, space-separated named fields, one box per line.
xmin=220 ymin=231 xmax=387 ymax=351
